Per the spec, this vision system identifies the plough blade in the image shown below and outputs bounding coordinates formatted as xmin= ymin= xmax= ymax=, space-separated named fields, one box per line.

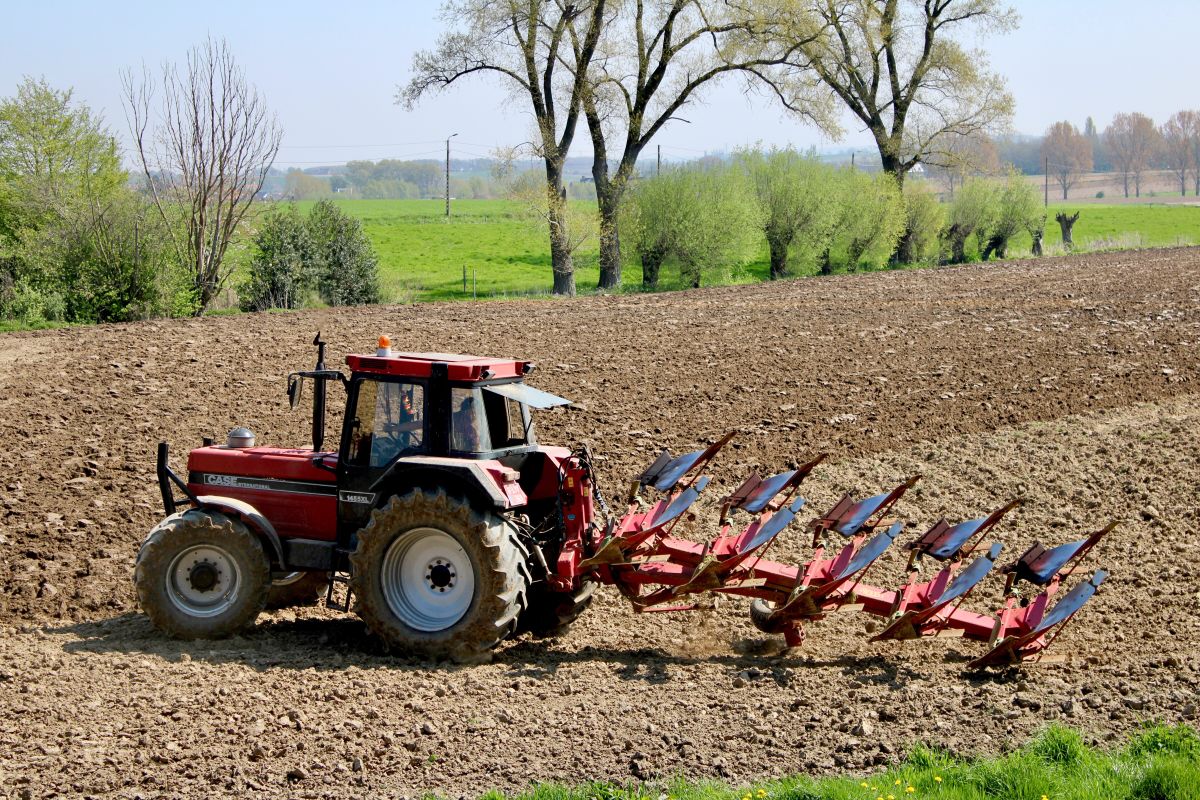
xmin=638 ymin=432 xmax=734 ymax=492
xmin=872 ymin=542 xmax=1004 ymax=642
xmin=969 ymin=569 xmax=1109 ymax=667
xmin=777 ymin=521 xmax=903 ymax=619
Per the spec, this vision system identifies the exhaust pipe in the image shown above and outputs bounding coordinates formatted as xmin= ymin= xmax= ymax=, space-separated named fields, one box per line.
xmin=312 ymin=332 xmax=327 ymax=453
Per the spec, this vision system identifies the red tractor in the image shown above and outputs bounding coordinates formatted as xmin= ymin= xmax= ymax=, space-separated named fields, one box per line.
xmin=138 ymin=335 xmax=1113 ymax=666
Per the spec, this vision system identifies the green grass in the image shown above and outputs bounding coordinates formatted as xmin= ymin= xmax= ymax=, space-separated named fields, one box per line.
xmin=290 ymin=199 xmax=1200 ymax=304
xmin=1019 ymin=202 xmax=1200 ymax=253
xmin=466 ymin=725 xmax=1200 ymax=800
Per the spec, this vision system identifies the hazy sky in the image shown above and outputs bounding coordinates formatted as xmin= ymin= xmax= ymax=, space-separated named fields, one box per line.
xmin=2 ymin=1 xmax=1196 ymax=168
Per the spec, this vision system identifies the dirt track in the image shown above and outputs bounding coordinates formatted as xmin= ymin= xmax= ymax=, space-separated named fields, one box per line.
xmin=1 ymin=248 xmax=1199 ymax=797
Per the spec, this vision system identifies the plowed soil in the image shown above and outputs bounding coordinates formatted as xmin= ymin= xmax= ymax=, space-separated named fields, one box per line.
xmin=2 ymin=247 xmax=1199 ymax=798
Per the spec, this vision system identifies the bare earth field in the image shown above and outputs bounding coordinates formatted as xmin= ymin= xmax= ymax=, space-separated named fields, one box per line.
xmin=1 ymin=248 xmax=1199 ymax=798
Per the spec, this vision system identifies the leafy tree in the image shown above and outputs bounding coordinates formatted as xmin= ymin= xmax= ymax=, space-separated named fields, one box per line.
xmin=622 ymin=164 xmax=760 ymax=289
xmin=306 ymin=200 xmax=380 ymax=306
xmin=738 ymin=148 xmax=837 ymax=279
xmin=283 ymin=169 xmax=332 ymax=200
xmin=978 ymin=169 xmax=1040 ymax=260
xmin=0 ymin=78 xmax=173 ymax=324
xmin=790 ymin=0 xmax=1016 ymax=186
xmin=573 ymin=1 xmax=828 ymax=290
xmin=824 ymin=169 xmax=906 ymax=271
xmin=403 ymin=1 xmax=607 ymax=295
xmin=943 ymin=178 xmax=995 ymax=264
xmin=1042 ymin=121 xmax=1093 ymax=200
xmin=239 ymin=204 xmax=314 ymax=311
xmin=898 ymin=181 xmax=945 ymax=264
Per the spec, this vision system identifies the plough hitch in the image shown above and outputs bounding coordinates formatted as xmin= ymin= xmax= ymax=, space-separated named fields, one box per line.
xmin=563 ymin=433 xmax=1114 ymax=668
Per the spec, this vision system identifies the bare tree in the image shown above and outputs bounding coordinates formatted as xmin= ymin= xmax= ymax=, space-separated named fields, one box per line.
xmin=403 ymin=1 xmax=606 ymax=296
xmin=1104 ymin=112 xmax=1160 ymax=198
xmin=1041 ymin=120 xmax=1092 ymax=200
xmin=1161 ymin=110 xmax=1200 ymax=196
xmin=927 ymin=131 xmax=1000 ymax=197
xmin=792 ymin=0 xmax=1016 ymax=186
xmin=1055 ymin=210 xmax=1079 ymax=250
xmin=570 ymin=1 xmax=830 ymax=289
xmin=123 ymin=38 xmax=281 ymax=315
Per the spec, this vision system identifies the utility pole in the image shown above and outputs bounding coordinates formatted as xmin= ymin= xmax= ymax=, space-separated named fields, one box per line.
xmin=445 ymin=132 xmax=458 ymax=217
xmin=657 ymin=144 xmax=661 ymax=175
xmin=1044 ymin=156 xmax=1049 ymax=208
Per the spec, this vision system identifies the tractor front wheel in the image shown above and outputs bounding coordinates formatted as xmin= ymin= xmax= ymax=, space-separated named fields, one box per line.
xmin=349 ymin=490 xmax=529 ymax=663
xmin=135 ymin=509 xmax=270 ymax=639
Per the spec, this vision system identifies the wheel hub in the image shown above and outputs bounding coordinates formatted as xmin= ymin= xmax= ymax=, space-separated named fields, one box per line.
xmin=188 ymin=561 xmax=221 ymax=592
xmin=381 ymin=528 xmax=475 ymax=632
xmin=426 ymin=559 xmax=456 ymax=592
xmin=166 ymin=544 xmax=242 ymax=618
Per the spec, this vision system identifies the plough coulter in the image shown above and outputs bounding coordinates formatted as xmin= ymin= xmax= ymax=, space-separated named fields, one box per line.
xmin=137 ymin=335 xmax=1113 ymax=667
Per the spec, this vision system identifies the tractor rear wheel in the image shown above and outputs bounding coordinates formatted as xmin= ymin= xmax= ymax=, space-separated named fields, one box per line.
xmin=135 ymin=510 xmax=270 ymax=639
xmin=266 ymin=571 xmax=329 ymax=609
xmin=349 ymin=490 xmax=529 ymax=663
xmin=519 ymin=580 xmax=597 ymax=638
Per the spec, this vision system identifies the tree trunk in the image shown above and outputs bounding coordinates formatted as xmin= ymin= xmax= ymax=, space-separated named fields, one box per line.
xmin=641 ymin=248 xmax=665 ymax=289
xmin=1056 ymin=211 xmax=1079 ymax=250
xmin=545 ymin=162 xmax=574 ymax=296
xmin=595 ymin=183 xmax=622 ymax=290
xmin=1031 ymin=230 xmax=1044 ymax=257
xmin=818 ymin=246 xmax=833 ymax=275
xmin=768 ymin=237 xmax=790 ymax=279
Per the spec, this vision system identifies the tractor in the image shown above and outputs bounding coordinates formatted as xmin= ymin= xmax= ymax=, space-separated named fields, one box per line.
xmin=138 ymin=334 xmax=1113 ymax=666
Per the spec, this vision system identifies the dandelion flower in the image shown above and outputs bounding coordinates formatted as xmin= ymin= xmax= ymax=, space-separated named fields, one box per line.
xmin=934 ymin=776 xmax=943 ymax=783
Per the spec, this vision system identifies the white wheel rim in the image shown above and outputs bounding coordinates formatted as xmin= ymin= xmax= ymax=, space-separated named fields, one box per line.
xmin=381 ymin=527 xmax=475 ymax=632
xmin=271 ymin=571 xmax=306 ymax=587
xmin=166 ymin=544 xmax=242 ymax=618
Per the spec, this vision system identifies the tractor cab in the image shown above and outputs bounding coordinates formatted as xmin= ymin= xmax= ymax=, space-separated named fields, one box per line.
xmin=161 ymin=334 xmax=573 ymax=582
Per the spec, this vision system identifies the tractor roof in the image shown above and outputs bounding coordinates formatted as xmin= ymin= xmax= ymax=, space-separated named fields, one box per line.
xmin=345 ymin=351 xmax=532 ymax=382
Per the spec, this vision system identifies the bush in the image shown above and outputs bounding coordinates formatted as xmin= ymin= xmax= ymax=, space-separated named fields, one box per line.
xmin=239 ymin=204 xmax=314 ymax=311
xmin=239 ymin=201 xmax=382 ymax=311
xmin=978 ymin=168 xmax=1042 ymax=260
xmin=307 ymin=200 xmax=381 ymax=306
xmin=826 ymin=169 xmax=906 ymax=271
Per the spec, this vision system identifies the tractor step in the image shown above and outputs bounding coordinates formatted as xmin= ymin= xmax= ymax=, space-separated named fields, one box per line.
xmin=324 ymin=549 xmax=354 ymax=612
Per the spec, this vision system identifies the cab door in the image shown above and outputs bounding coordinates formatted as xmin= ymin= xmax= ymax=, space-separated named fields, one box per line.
xmin=336 ymin=377 xmax=427 ymax=542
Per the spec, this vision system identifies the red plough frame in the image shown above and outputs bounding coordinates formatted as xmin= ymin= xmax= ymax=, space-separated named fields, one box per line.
xmin=554 ymin=434 xmax=1114 ymax=668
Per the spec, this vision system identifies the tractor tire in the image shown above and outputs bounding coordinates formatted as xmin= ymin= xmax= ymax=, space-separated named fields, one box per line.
xmin=266 ymin=571 xmax=329 ymax=609
xmin=518 ymin=580 xmax=597 ymax=639
xmin=134 ymin=509 xmax=270 ymax=639
xmin=349 ymin=490 xmax=529 ymax=663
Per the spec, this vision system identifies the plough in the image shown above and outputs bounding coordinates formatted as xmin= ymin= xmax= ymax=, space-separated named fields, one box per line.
xmin=559 ymin=434 xmax=1114 ymax=668
xmin=138 ymin=338 xmax=1113 ymax=665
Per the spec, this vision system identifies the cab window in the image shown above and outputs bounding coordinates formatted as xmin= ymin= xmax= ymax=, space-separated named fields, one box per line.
xmin=450 ymin=386 xmax=530 ymax=453
xmin=348 ymin=380 xmax=424 ymax=466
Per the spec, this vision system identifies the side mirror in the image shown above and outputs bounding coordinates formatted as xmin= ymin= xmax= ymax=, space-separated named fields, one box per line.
xmin=287 ymin=375 xmax=305 ymax=410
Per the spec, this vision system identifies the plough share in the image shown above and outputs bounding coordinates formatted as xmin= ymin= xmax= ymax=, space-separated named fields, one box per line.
xmin=555 ymin=433 xmax=1113 ymax=668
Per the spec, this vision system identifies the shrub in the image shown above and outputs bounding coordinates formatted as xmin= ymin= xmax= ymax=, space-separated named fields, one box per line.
xmin=239 ymin=204 xmax=314 ymax=311
xmin=307 ymin=200 xmax=381 ymax=306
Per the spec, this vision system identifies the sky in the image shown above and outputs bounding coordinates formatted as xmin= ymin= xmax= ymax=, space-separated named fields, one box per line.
xmin=1 ymin=1 xmax=1197 ymax=169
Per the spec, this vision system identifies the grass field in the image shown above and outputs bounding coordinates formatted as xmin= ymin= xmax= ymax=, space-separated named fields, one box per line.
xmin=485 ymin=725 xmax=1200 ymax=800
xmin=297 ymin=199 xmax=1200 ymax=304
